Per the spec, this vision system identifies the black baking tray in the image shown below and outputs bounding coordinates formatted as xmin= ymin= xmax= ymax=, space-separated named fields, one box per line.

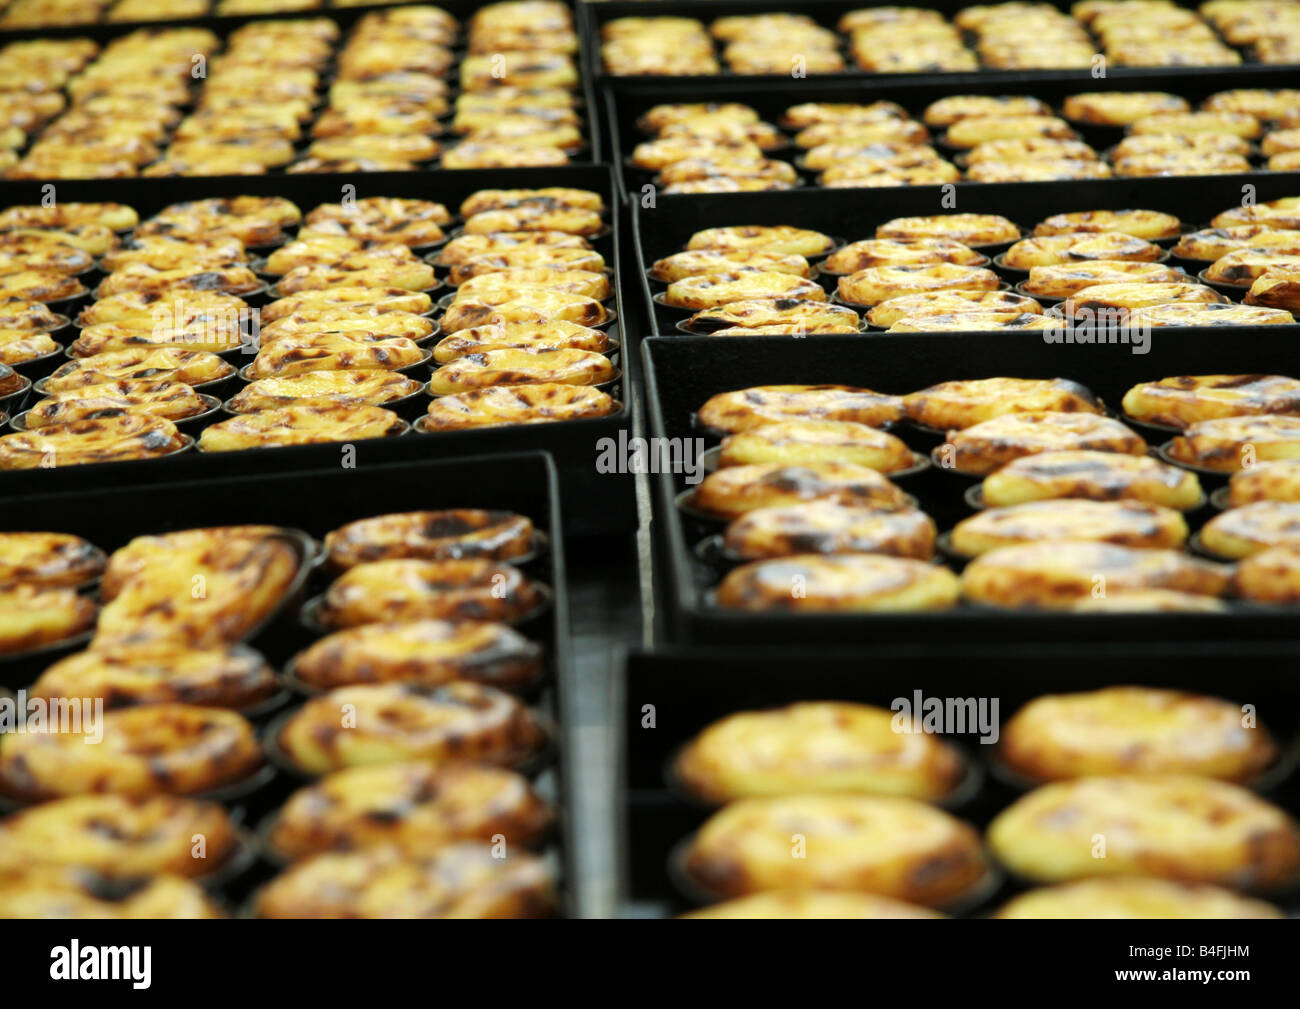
xmin=0 ymin=449 xmax=583 ymax=917
xmin=643 ymin=331 xmax=1300 ymax=644
xmin=604 ymin=68 xmax=1300 ymax=204
xmin=631 ymin=172 xmax=1300 ymax=337
xmin=580 ymin=0 xmax=1300 ymax=89
xmin=0 ymin=0 xmax=604 ymax=167
xmin=0 ymin=167 xmax=634 ymax=536
xmin=615 ymin=645 xmax=1300 ymax=918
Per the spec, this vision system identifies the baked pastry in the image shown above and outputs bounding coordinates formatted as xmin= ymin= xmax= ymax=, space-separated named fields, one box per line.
xmin=1206 ymin=251 xmax=1300 ymax=287
xmin=136 ymin=197 xmax=300 ymax=246
xmin=1213 ymin=197 xmax=1300 ymax=231
xmin=0 ymin=414 xmax=188 ymax=469
xmin=0 ymin=532 xmax=103 ymax=588
xmin=1130 ymin=111 xmax=1261 ymax=139
xmin=100 ymin=235 xmax=246 ymax=273
xmin=708 ymin=322 xmax=861 ymax=336
xmin=994 ymin=878 xmax=1283 ymax=918
xmin=683 ymin=891 xmax=944 ymax=919
xmin=877 ymin=214 xmax=1020 ymax=247
xmin=717 ymin=421 xmax=915 ymax=473
xmin=904 ymin=378 xmax=1102 ymax=430
xmin=663 ymin=272 xmax=824 ymax=310
xmin=71 ymin=319 xmax=245 ymax=357
xmin=693 ymin=462 xmax=909 ymax=519
xmin=0 ymin=299 xmax=65 ymax=331
xmin=1062 ymin=281 xmax=1225 ymax=316
xmin=0 ymin=704 xmax=263 ymax=800
xmin=687 ymin=300 xmax=860 ymax=333
xmin=837 ymin=264 xmax=999 ymax=306
xmin=268 ymin=762 xmax=552 ymax=861
xmin=0 ymin=201 xmax=137 ymax=232
xmin=1022 ymin=261 xmax=1187 ymax=298
xmin=988 ymin=775 xmax=1300 ymax=890
xmin=324 ymin=510 xmax=534 ymax=568
xmin=961 ymin=542 xmax=1228 ymax=608
xmin=24 ymin=380 xmax=212 ymax=428
xmin=441 ymin=291 xmax=607 ymax=333
xmin=275 ymin=682 xmax=548 ymax=775
xmin=0 ymin=269 xmax=85 ymax=303
xmin=980 ymin=450 xmax=1205 ymax=509
xmin=1034 ymin=210 xmax=1181 ymax=241
xmin=941 ymin=412 xmax=1147 ymax=475
xmin=199 ymin=405 xmax=406 ymax=452
xmin=97 ymin=264 xmax=263 ymax=299
xmin=432 ymin=321 xmax=610 ymax=363
xmin=922 ymin=95 xmax=1051 ymax=127
xmin=99 ymin=526 xmax=285 ymax=600
xmin=1123 ymin=375 xmax=1300 ymax=429
xmin=716 ymin=554 xmax=959 ymax=612
xmin=43 ymin=348 xmax=234 ymax=392
xmin=448 ymin=247 xmax=607 ymax=285
xmin=318 ymin=558 xmax=547 ymax=628
xmin=1228 ymin=459 xmax=1300 ymax=506
xmin=1112 ymin=133 xmax=1252 ymax=159
xmin=821 ymin=238 xmax=986 ymax=274
xmin=685 ymin=226 xmax=835 ymax=258
xmin=254 ymin=843 xmax=555 ymax=918
xmin=1200 ymin=501 xmax=1300 ymax=558
xmin=722 ymin=503 xmax=936 ymax=561
xmin=673 ymin=702 xmax=966 ymax=803
xmin=1069 ymin=590 xmax=1230 ymax=613
xmin=290 ymin=619 xmax=542 ymax=692
xmin=1062 ymin=91 xmax=1189 ymax=125
xmin=945 ymin=115 xmax=1076 ymax=148
xmin=867 ymin=290 xmax=1041 ymax=328
xmin=951 ymin=500 xmax=1188 ymax=556
xmin=428 ymin=348 xmax=614 ymax=395
xmin=95 ymin=535 xmax=299 ymax=649
xmin=0 ymin=869 xmax=222 ymax=919
xmin=77 ymin=290 xmax=248 ymax=329
xmin=0 ymin=583 xmax=95 ymax=654
xmin=889 ymin=314 xmax=1056 ymax=332
xmin=436 ymin=230 xmax=590 ymax=267
xmin=1233 ymin=545 xmax=1300 ymax=603
xmin=261 ymin=311 xmax=435 ymax=345
xmin=29 ymin=642 xmax=278 ymax=711
xmin=697 ymin=385 xmax=901 ymax=434
xmin=422 ymin=383 xmax=617 ymax=430
xmin=998 ymin=687 xmax=1277 ymax=783
xmin=262 ymin=288 xmax=433 ymax=324
xmin=1002 ymin=233 xmax=1163 ymax=269
xmin=1175 ymin=225 xmax=1300 ymax=262
xmin=0 ymin=794 xmax=236 ymax=879
xmin=650 ymin=250 xmax=810 ymax=283
xmin=1203 ymin=88 xmax=1300 ymax=119
xmin=962 ymin=137 xmax=1098 ymax=165
xmin=682 ymin=794 xmax=987 ymax=906
xmin=1166 ymin=414 xmax=1300 ymax=472
xmin=227 ymin=371 xmax=422 ymax=413
xmin=1245 ymin=271 xmax=1300 ymax=314
xmin=246 ymin=335 xmax=427 ymax=379
xmin=1133 ymin=303 xmax=1295 ymax=327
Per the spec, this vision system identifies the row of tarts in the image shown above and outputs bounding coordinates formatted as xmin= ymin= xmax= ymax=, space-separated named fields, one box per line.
xmin=0 ymin=3 xmax=587 ymax=179
xmin=0 ymin=188 xmax=622 ymax=468
xmin=0 ymin=512 xmax=564 ymax=918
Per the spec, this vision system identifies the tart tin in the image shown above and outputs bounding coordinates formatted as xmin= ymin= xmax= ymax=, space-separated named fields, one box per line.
xmin=1209 ymin=485 xmax=1235 ymax=511
xmin=1153 ymin=439 xmax=1241 ymax=481
xmin=7 ymin=344 xmax=67 ymax=380
xmin=1196 ymin=266 xmax=1268 ymax=299
xmin=0 ymin=372 xmax=32 ymax=413
xmin=8 ymin=393 xmax=225 ymax=433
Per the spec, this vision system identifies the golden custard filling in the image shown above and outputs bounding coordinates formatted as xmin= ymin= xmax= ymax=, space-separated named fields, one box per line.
xmin=1123 ymin=374 xmax=1300 ymax=428
xmin=0 ymin=583 xmax=96 ymax=654
xmin=951 ymin=500 xmax=1188 ymax=556
xmin=694 ymin=461 xmax=909 ymax=518
xmin=0 ymin=531 xmax=104 ymax=588
xmin=428 ymin=348 xmax=614 ymax=395
xmin=1034 ymin=209 xmax=1181 ymax=241
xmin=998 ymin=687 xmax=1277 ymax=783
xmin=981 ymin=450 xmax=1204 ymax=509
xmin=433 ymin=320 xmax=609 ymax=363
xmin=876 ymin=214 xmax=1020 ymax=246
xmin=0 ymin=414 xmax=188 ymax=469
xmin=260 ymin=311 xmax=435 ymax=344
xmin=821 ymin=238 xmax=986 ymax=274
xmin=30 ymin=642 xmax=279 ymax=710
xmin=988 ymin=775 xmax=1300 ymax=890
xmin=199 ymin=405 xmax=406 ymax=452
xmin=291 ymin=619 xmax=543 ymax=691
xmin=319 ymin=558 xmax=548 ymax=627
xmin=723 ymin=502 xmax=937 ymax=561
xmin=1167 ymin=414 xmax=1300 ymax=471
xmin=247 ymin=335 xmax=426 ymax=379
xmin=1228 ymin=459 xmax=1300 ymax=506
xmin=423 ymin=383 xmax=618 ymax=429
xmin=717 ymin=420 xmax=915 ymax=473
xmin=1002 ymin=233 xmax=1163 ymax=269
xmin=43 ymin=348 xmax=234 ymax=391
xmin=688 ymin=299 xmax=861 ymax=332
xmin=228 ymin=370 xmax=422 ymax=412
xmin=682 ymin=794 xmax=987 ymax=906
xmin=673 ymin=701 xmax=967 ymax=803
xmin=685 ymin=225 xmax=835 ymax=257
xmin=324 ymin=510 xmax=534 ymax=568
xmin=716 ymin=553 xmax=960 ymax=612
xmin=698 ymin=384 xmax=902 ymax=433
xmin=838 ymin=264 xmax=999 ymax=306
xmin=441 ymin=291 xmax=607 ymax=333
xmin=276 ymin=682 xmax=549 ymax=775
xmin=268 ymin=761 xmax=552 ymax=860
xmin=24 ymin=379 xmax=211 ymax=427
xmin=904 ymin=377 xmax=1102 ymax=430
xmin=943 ymin=411 xmax=1148 ymax=475
xmin=0 ymin=704 xmax=264 ymax=800
xmin=994 ymin=879 xmax=1283 ymax=919
xmin=262 ymin=287 xmax=432 ymax=322
xmin=1200 ymin=501 xmax=1300 ymax=558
